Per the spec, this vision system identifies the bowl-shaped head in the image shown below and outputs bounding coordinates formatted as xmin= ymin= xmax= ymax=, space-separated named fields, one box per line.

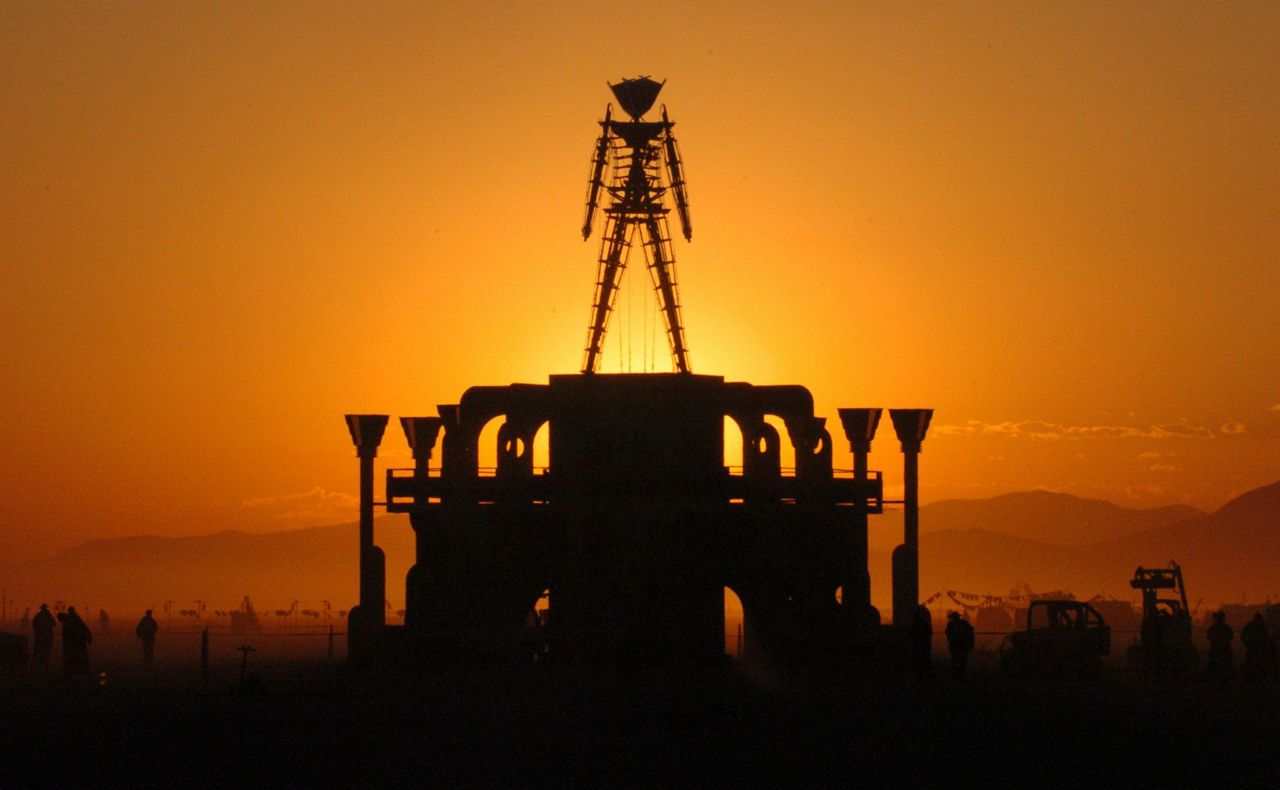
xmin=610 ymin=76 xmax=664 ymax=119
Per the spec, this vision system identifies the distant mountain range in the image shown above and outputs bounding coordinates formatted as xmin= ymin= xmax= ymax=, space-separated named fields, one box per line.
xmin=0 ymin=517 xmax=418 ymax=617
xmin=924 ymin=491 xmax=1203 ymax=545
xmin=867 ymin=490 xmax=1202 ymax=552
xmin=2 ymin=483 xmax=1276 ymax=616
xmin=894 ymin=481 xmax=1280 ymax=605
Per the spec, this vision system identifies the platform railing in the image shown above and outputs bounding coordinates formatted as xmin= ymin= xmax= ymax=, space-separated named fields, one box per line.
xmin=385 ymin=467 xmax=882 ymax=511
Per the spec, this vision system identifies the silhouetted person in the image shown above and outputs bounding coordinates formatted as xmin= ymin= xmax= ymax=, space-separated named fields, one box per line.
xmin=910 ymin=605 xmax=933 ymax=678
xmin=19 ymin=607 xmax=31 ymax=633
xmin=1241 ymin=613 xmax=1274 ymax=682
xmin=1206 ymin=610 xmax=1233 ymax=680
xmin=31 ymin=604 xmax=55 ymax=669
xmin=945 ymin=611 xmax=975 ymax=678
xmin=135 ymin=609 xmax=159 ymax=665
xmin=57 ymin=606 xmax=92 ymax=678
xmin=99 ymin=608 xmax=110 ymax=634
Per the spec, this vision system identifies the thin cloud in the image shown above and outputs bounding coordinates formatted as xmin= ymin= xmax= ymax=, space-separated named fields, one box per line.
xmin=1149 ymin=423 xmax=1217 ymax=439
xmin=934 ymin=419 xmax=1216 ymax=440
xmin=1219 ymin=420 xmax=1246 ymax=435
xmin=242 ymin=486 xmax=358 ymax=522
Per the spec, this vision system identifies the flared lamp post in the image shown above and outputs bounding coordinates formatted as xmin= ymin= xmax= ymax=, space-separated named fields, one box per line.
xmin=398 ymin=416 xmax=444 ymax=633
xmin=837 ymin=408 xmax=883 ymax=624
xmin=344 ymin=413 xmax=389 ymax=660
xmin=888 ymin=408 xmax=933 ymax=628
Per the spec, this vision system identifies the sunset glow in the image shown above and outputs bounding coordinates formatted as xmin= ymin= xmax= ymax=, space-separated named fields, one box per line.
xmin=2 ymin=2 xmax=1277 ymax=568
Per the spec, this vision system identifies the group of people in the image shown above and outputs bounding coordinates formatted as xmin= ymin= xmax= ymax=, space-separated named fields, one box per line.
xmin=27 ymin=603 xmax=161 ymax=676
xmin=29 ymin=604 xmax=92 ymax=676
xmin=1207 ymin=610 xmax=1277 ymax=682
xmin=917 ymin=607 xmax=1280 ymax=681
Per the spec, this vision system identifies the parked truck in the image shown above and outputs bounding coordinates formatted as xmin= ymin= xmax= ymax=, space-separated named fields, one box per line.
xmin=1000 ymin=599 xmax=1111 ymax=676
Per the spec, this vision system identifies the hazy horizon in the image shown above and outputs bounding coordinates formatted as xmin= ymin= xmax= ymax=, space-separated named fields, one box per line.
xmin=0 ymin=477 xmax=1248 ymax=565
xmin=5 ymin=480 xmax=1278 ymax=620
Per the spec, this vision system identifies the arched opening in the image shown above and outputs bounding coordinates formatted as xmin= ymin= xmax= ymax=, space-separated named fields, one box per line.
xmin=724 ymin=587 xmax=745 ymax=659
xmin=812 ymin=431 xmax=829 ymax=459
xmin=723 ymin=415 xmax=743 ymax=474
xmin=763 ymin=415 xmax=796 ymax=473
xmin=533 ymin=421 xmax=550 ymax=475
xmin=476 ymin=416 xmax=504 ymax=476
xmin=502 ymin=436 xmax=525 ymax=458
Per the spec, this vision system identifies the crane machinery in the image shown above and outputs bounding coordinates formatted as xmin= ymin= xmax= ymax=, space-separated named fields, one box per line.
xmin=1128 ymin=561 xmax=1196 ymax=673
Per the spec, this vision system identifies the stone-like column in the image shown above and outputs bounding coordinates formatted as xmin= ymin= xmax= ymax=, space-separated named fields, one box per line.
xmin=889 ymin=409 xmax=933 ymax=628
xmin=344 ymin=414 xmax=389 ymax=661
xmin=837 ymin=408 xmax=882 ymax=626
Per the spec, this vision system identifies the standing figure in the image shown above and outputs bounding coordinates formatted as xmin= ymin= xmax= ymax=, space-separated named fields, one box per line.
xmin=135 ymin=609 xmax=159 ymax=665
xmin=1206 ymin=610 xmax=1233 ymax=680
xmin=57 ymin=606 xmax=92 ymax=678
xmin=30 ymin=603 xmax=55 ymax=669
xmin=1241 ymin=613 xmax=1275 ymax=682
xmin=910 ymin=604 xmax=934 ymax=678
xmin=945 ymin=611 xmax=976 ymax=678
xmin=98 ymin=608 xmax=111 ymax=634
xmin=580 ymin=76 xmax=694 ymax=374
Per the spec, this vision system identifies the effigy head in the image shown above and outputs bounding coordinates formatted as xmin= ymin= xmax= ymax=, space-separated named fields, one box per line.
xmin=609 ymin=76 xmax=665 ymax=119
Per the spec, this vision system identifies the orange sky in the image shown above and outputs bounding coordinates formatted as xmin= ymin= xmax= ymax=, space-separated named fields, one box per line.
xmin=2 ymin=3 xmax=1277 ymax=562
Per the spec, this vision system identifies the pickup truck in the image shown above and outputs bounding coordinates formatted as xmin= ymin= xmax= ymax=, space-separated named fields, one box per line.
xmin=1000 ymin=600 xmax=1111 ymax=677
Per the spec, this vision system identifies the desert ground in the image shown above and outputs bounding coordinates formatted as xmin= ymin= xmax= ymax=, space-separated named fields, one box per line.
xmin=4 ymin=635 xmax=1279 ymax=787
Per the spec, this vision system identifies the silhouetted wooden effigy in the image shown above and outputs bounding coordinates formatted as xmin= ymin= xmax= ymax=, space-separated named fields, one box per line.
xmin=343 ymin=78 xmax=932 ymax=670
